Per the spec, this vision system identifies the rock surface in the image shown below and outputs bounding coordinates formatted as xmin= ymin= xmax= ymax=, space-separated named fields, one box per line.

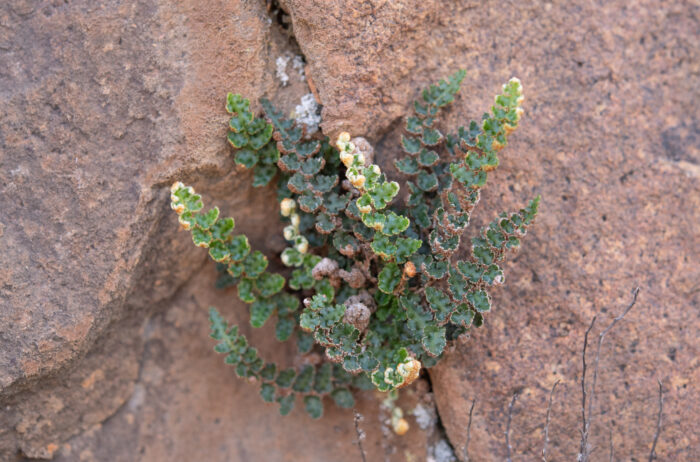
xmin=281 ymin=0 xmax=444 ymax=140
xmin=1 ymin=0 xmax=698 ymax=460
xmin=0 ymin=0 xmax=292 ymax=457
xmin=420 ymin=2 xmax=699 ymax=461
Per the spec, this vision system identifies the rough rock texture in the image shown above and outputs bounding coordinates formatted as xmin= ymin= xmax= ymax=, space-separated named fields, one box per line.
xmin=418 ymin=2 xmax=698 ymax=461
xmin=1 ymin=0 xmax=698 ymax=460
xmin=0 ymin=0 xmax=293 ymax=457
xmin=282 ymin=0 xmax=445 ymax=140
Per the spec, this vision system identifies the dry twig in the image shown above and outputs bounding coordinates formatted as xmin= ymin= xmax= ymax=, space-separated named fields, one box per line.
xmin=353 ymin=409 xmax=367 ymax=462
xmin=589 ymin=288 xmax=641 ymax=428
xmin=463 ymin=287 xmax=656 ymax=461
xmin=579 ymin=315 xmax=597 ymax=460
xmin=579 ymin=287 xmax=640 ymax=462
xmin=648 ymin=379 xmax=664 ymax=462
xmin=463 ymin=399 xmax=476 ymax=462
xmin=542 ymin=380 xmax=560 ymax=462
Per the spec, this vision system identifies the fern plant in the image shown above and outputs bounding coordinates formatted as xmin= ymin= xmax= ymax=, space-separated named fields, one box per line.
xmin=170 ymin=70 xmax=539 ymax=419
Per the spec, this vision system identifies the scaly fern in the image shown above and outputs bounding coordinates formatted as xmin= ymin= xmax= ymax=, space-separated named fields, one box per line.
xmin=170 ymin=71 xmax=539 ymax=418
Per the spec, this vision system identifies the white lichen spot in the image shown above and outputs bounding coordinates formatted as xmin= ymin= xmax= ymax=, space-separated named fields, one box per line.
xmin=276 ymin=55 xmax=291 ymax=86
xmin=293 ymin=93 xmax=321 ymax=135
xmin=428 ymin=439 xmax=457 ymax=462
xmin=292 ymin=55 xmax=305 ymax=80
xmin=411 ymin=403 xmax=437 ymax=431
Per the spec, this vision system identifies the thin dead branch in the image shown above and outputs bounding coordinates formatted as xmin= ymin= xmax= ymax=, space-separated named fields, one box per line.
xmin=579 ymin=314 xmax=597 ymax=460
xmin=542 ymin=380 xmax=560 ymax=462
xmin=579 ymin=287 xmax=641 ymax=462
xmin=353 ymin=409 xmax=367 ymax=462
xmin=462 ymin=286 xmax=656 ymax=461
xmin=589 ymin=288 xmax=641 ymax=429
xmin=648 ymin=379 xmax=664 ymax=462
xmin=463 ymin=399 xmax=476 ymax=462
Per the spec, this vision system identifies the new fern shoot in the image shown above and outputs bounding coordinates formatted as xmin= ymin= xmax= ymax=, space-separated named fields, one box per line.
xmin=170 ymin=70 xmax=539 ymax=419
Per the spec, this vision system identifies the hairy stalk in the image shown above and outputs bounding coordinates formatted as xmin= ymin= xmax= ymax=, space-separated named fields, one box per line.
xmin=353 ymin=409 xmax=368 ymax=462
